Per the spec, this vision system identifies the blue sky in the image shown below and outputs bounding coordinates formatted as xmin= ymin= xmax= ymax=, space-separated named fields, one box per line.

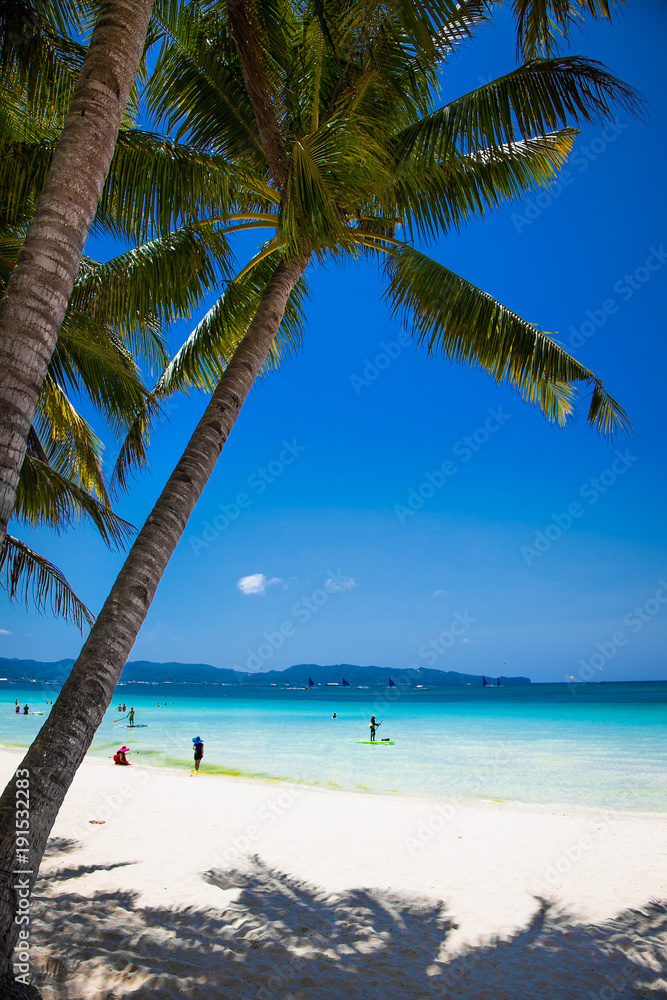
xmin=1 ymin=0 xmax=666 ymax=683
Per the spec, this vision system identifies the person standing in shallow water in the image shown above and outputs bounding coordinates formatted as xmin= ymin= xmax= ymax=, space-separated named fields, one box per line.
xmin=192 ymin=736 xmax=204 ymax=772
xmin=369 ymin=715 xmax=381 ymax=741
xmin=128 ymin=707 xmax=135 ymax=727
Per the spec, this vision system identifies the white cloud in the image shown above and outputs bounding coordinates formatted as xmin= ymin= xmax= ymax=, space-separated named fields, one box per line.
xmin=460 ymin=638 xmax=473 ymax=643
xmin=236 ymin=573 xmax=282 ymax=596
xmin=325 ymin=576 xmax=357 ymax=592
xmin=0 ymin=629 xmax=11 ymax=635
xmin=434 ymin=589 xmax=449 ymax=597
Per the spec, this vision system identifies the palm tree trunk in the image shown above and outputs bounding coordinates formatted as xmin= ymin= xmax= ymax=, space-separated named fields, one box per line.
xmin=0 ymin=0 xmax=155 ymax=554
xmin=0 ymin=257 xmax=307 ymax=979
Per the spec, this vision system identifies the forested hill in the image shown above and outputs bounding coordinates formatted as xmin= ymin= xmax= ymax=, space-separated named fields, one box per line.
xmin=0 ymin=657 xmax=530 ymax=686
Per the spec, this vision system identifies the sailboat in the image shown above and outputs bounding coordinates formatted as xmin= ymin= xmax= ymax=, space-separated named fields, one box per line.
xmin=388 ymin=678 xmax=396 ymax=688
xmin=304 ymin=676 xmax=315 ymax=689
xmin=342 ymin=677 xmax=350 ymax=687
xmin=497 ymin=677 xmax=501 ymax=686
xmin=482 ymin=676 xmax=488 ymax=687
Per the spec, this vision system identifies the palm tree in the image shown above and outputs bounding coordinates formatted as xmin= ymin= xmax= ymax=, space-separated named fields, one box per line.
xmin=0 ymin=0 xmax=156 ymax=556
xmin=0 ymin=0 xmax=637 ymax=980
xmin=0 ymin=60 xmax=257 ymax=628
xmin=0 ymin=102 xmax=252 ymax=633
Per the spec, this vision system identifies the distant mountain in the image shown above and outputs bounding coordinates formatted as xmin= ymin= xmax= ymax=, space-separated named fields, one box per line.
xmin=0 ymin=656 xmax=530 ymax=686
xmin=242 ymin=663 xmax=529 ymax=686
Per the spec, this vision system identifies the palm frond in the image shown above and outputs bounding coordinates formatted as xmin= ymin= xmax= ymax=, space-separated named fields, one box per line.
xmin=0 ymin=233 xmax=23 ymax=287
xmin=49 ymin=314 xmax=152 ymax=441
xmin=146 ymin=0 xmax=265 ymax=166
xmin=1 ymin=535 xmax=94 ymax=631
xmin=156 ymin=252 xmax=308 ymax=396
xmin=34 ymin=378 xmax=108 ymax=500
xmin=394 ymin=128 xmax=579 ymax=240
xmin=15 ymin=453 xmax=135 ymax=546
xmin=395 ymin=57 xmax=641 ymax=165
xmin=385 ymin=247 xmax=630 ymax=434
xmin=96 ymin=129 xmax=251 ymax=241
xmin=110 ymin=253 xmax=309 ymax=491
xmin=0 ymin=11 xmax=85 ymax=123
xmin=508 ymin=0 xmax=621 ymax=60
xmin=71 ymin=224 xmax=235 ymax=366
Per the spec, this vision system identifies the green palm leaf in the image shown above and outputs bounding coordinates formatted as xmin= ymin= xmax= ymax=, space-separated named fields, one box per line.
xmin=394 ymin=128 xmax=579 ymax=239
xmin=49 ymin=315 xmax=152 ymax=440
xmin=0 ymin=2 xmax=85 ymax=122
xmin=507 ymin=0 xmax=620 ymax=60
xmin=395 ymin=56 xmax=641 ymax=164
xmin=385 ymin=246 xmax=630 ymax=434
xmin=34 ymin=379 xmax=108 ymax=501
xmin=0 ymin=535 xmax=94 ymax=630
xmin=110 ymin=252 xmax=309 ymax=491
xmin=15 ymin=453 xmax=135 ymax=546
xmin=146 ymin=0 xmax=264 ymax=166
xmin=0 ymin=128 xmax=251 ymax=242
xmin=72 ymin=224 xmax=235 ymax=362
xmin=95 ymin=129 xmax=249 ymax=242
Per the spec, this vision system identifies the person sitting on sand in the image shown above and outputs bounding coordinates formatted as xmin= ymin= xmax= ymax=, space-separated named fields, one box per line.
xmin=192 ymin=736 xmax=204 ymax=772
xmin=113 ymin=746 xmax=131 ymax=765
xmin=369 ymin=715 xmax=381 ymax=741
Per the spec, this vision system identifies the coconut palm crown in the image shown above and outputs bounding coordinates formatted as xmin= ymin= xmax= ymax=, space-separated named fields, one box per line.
xmin=137 ymin=0 xmax=637 ymax=439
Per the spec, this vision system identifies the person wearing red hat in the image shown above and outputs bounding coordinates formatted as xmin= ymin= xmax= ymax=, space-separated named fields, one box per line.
xmin=113 ymin=746 xmax=131 ymax=765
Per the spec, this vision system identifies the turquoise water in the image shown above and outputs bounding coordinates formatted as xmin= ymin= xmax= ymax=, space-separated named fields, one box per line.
xmin=1 ymin=683 xmax=665 ymax=811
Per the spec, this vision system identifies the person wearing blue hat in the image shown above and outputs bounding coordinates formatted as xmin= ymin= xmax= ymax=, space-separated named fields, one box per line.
xmin=192 ymin=736 xmax=204 ymax=772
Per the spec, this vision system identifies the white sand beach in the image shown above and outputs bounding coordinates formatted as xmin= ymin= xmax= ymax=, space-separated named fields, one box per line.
xmin=2 ymin=747 xmax=665 ymax=999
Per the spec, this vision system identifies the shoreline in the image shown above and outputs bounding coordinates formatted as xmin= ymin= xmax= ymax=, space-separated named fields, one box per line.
xmin=1 ymin=748 xmax=666 ymax=998
xmin=4 ymin=739 xmax=666 ymax=820
xmin=3 ymin=739 xmax=666 ymax=818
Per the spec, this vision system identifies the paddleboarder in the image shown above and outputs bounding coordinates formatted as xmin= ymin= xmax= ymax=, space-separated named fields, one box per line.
xmin=369 ymin=715 xmax=381 ymax=741
xmin=128 ymin=707 xmax=135 ymax=727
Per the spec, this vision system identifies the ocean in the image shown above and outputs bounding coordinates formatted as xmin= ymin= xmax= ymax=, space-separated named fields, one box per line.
xmin=2 ymin=682 xmax=665 ymax=811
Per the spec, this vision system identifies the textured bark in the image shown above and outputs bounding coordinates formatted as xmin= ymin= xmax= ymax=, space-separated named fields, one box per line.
xmin=227 ymin=0 xmax=287 ymax=188
xmin=0 ymin=258 xmax=306 ymax=978
xmin=0 ymin=0 xmax=155 ymax=553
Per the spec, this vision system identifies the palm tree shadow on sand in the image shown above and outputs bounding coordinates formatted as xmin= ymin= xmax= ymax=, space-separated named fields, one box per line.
xmin=31 ymin=852 xmax=666 ymax=1000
